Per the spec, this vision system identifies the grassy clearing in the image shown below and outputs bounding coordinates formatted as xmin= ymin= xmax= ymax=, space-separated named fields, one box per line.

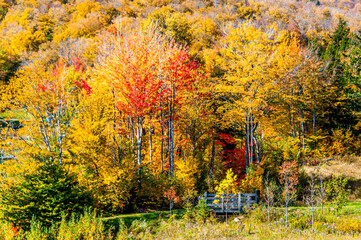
xmin=2 ymin=203 xmax=361 ymax=239
xmin=302 ymin=156 xmax=361 ymax=180
xmin=287 ymin=201 xmax=361 ymax=211
xmin=140 ymin=219 xmax=361 ymax=240
xmin=120 ymin=201 xmax=361 ymax=239
xmin=101 ymin=209 xmax=183 ymax=232
xmin=137 ymin=203 xmax=361 ymax=239
xmin=0 ymin=109 xmax=27 ymax=119
xmin=284 ymin=201 xmax=361 ymax=220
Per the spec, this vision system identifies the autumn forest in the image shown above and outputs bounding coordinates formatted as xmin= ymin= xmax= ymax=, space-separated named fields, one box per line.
xmin=0 ymin=0 xmax=361 ymax=238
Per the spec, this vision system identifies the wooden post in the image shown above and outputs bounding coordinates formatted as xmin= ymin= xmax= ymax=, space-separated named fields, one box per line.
xmin=247 ymin=195 xmax=251 ymax=208
xmin=255 ymin=190 xmax=260 ymax=204
xmin=222 ymin=194 xmax=224 ymax=213
xmin=238 ymin=192 xmax=241 ymax=212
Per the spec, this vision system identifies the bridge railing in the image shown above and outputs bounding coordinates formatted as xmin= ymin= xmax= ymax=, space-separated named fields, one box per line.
xmin=199 ymin=191 xmax=260 ymax=213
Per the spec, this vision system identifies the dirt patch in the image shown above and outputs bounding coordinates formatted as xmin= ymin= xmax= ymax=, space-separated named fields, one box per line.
xmin=302 ymin=156 xmax=361 ymax=179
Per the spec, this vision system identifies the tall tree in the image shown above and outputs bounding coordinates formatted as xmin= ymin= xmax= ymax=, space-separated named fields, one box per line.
xmin=1 ymin=60 xmax=86 ymax=166
xmin=322 ymin=18 xmax=354 ymax=132
xmin=94 ymin=28 xmax=202 ymax=179
xmin=216 ymin=23 xmax=278 ymax=168
xmin=95 ymin=30 xmax=165 ymax=173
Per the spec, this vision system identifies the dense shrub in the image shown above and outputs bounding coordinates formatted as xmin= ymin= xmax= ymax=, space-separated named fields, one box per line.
xmin=0 ymin=164 xmax=93 ymax=229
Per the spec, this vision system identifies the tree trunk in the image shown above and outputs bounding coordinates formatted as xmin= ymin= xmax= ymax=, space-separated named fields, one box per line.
xmin=285 ymin=177 xmax=289 ymax=226
xmin=209 ymin=137 xmax=216 ymax=179
xmin=171 ymin=84 xmax=175 ymax=175
xmin=135 ymin=117 xmax=143 ymax=174
xmin=149 ymin=126 xmax=152 ymax=164
xmin=300 ymin=108 xmax=305 ymax=151
xmin=328 ymin=111 xmax=332 ymax=135
xmin=168 ymin=103 xmax=172 ymax=178
xmin=288 ymin=105 xmax=294 ymax=137
xmin=137 ymin=138 xmax=142 ymax=173
xmin=111 ymin=89 xmax=117 ymax=165
xmin=161 ymin=110 xmax=164 ymax=173
xmin=292 ymin=112 xmax=296 ymax=138
xmin=245 ymin=115 xmax=249 ymax=169
xmin=286 ymin=204 xmax=288 ymax=226
xmin=183 ymin=127 xmax=187 ymax=163
xmin=313 ymin=103 xmax=316 ymax=149
xmin=250 ymin=112 xmax=254 ymax=164
xmin=130 ymin=118 xmax=135 ymax=162
xmin=112 ymin=123 xmax=117 ymax=165
xmin=253 ymin=135 xmax=260 ymax=164
xmin=118 ymin=133 xmax=122 ymax=165
xmin=312 ymin=205 xmax=315 ymax=232
xmin=291 ymin=93 xmax=296 ymax=138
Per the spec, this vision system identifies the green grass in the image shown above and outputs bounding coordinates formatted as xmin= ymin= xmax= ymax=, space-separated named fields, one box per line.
xmin=2 ymin=204 xmax=361 ymax=239
xmin=0 ymin=109 xmax=27 ymax=129
xmin=343 ymin=201 xmax=361 ymax=208
xmin=102 ymin=209 xmax=184 ymax=224
xmin=136 ymin=203 xmax=361 ymax=239
xmin=0 ymin=108 xmax=27 ymax=119
xmin=284 ymin=201 xmax=361 ymax=217
xmin=100 ymin=209 xmax=184 ymax=234
xmin=96 ymin=202 xmax=361 ymax=239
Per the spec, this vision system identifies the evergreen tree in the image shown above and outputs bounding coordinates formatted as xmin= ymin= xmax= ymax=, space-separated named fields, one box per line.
xmin=324 ymin=18 xmax=350 ymax=84
xmin=321 ymin=18 xmax=355 ymax=133
xmin=343 ymin=30 xmax=361 ymax=120
xmin=0 ymin=164 xmax=93 ymax=229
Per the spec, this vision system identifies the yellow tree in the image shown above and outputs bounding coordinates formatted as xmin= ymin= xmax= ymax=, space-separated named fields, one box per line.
xmin=214 ymin=168 xmax=238 ymax=222
xmin=69 ymin=63 xmax=137 ymax=211
xmin=216 ymin=24 xmax=326 ymax=170
xmin=0 ymin=60 xmax=90 ymax=197
xmin=273 ymin=38 xmax=327 ymax=152
xmin=216 ymin=23 xmax=279 ymax=168
xmin=1 ymin=60 xmax=86 ymax=166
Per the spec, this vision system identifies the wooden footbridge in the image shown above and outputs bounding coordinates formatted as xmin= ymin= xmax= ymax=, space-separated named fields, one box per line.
xmin=199 ymin=191 xmax=260 ymax=213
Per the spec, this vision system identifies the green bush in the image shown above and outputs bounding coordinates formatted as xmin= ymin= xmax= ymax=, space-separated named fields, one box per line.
xmin=195 ymin=197 xmax=211 ymax=223
xmin=0 ymin=164 xmax=93 ymax=229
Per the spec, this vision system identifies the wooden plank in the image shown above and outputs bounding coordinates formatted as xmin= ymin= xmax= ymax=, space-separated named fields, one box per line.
xmin=210 ymin=200 xmax=238 ymax=203
xmin=209 ymin=198 xmax=240 ymax=202
xmin=212 ymin=209 xmax=240 ymax=212
xmin=211 ymin=209 xmax=241 ymax=212
xmin=210 ymin=206 xmax=238 ymax=211
xmin=207 ymin=195 xmax=248 ymax=199
xmin=207 ymin=193 xmax=245 ymax=197
xmin=208 ymin=203 xmax=254 ymax=207
xmin=207 ymin=196 xmax=240 ymax=199
xmin=207 ymin=203 xmax=254 ymax=207
xmin=241 ymin=193 xmax=256 ymax=197
xmin=205 ymin=194 xmax=217 ymax=197
xmin=209 ymin=206 xmax=239 ymax=208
